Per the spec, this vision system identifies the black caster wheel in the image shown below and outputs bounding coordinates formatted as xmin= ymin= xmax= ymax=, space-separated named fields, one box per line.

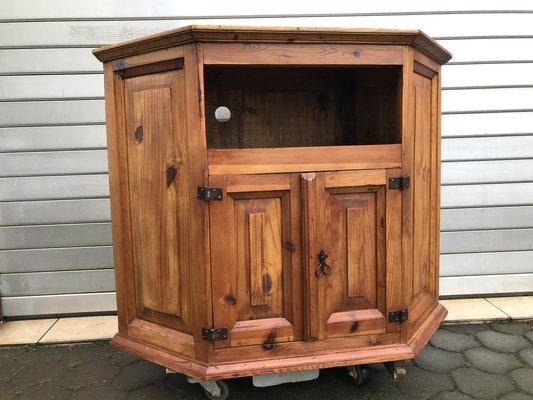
xmin=202 ymin=380 xmax=229 ymax=400
xmin=347 ymin=365 xmax=371 ymax=386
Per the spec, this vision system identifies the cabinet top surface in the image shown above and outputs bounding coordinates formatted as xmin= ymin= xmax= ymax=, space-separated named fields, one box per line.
xmin=93 ymin=24 xmax=452 ymax=64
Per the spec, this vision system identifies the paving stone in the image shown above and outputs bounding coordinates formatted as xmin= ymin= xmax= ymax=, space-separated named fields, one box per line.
xmin=445 ymin=323 xmax=490 ymax=335
xmin=0 ymin=356 xmax=24 ymax=381
xmin=112 ymin=360 xmax=166 ymax=390
xmin=128 ymin=384 xmax=188 ymax=400
xmin=253 ymin=388 xmax=302 ymax=400
xmin=519 ymin=348 xmax=533 ymax=366
xmin=465 ymin=347 xmax=523 ymax=373
xmin=16 ymin=345 xmax=70 ymax=366
xmin=476 ymin=331 xmax=530 ymax=353
xmin=451 ymin=367 xmax=514 ymax=399
xmin=0 ymin=379 xmax=17 ymax=399
xmin=396 ymin=366 xmax=453 ymax=398
xmin=433 ymin=391 xmax=475 ymax=400
xmin=526 ymin=331 xmax=533 ymax=343
xmin=491 ymin=322 xmax=532 ymax=336
xmin=257 ymin=382 xmax=311 ymax=400
xmin=62 ymin=358 xmax=121 ymax=389
xmin=369 ymin=391 xmax=419 ymax=399
xmin=64 ymin=343 xmax=111 ymax=365
xmin=500 ymin=393 xmax=533 ymax=400
xmin=511 ymin=368 xmax=533 ymax=394
xmin=336 ymin=365 xmax=399 ymax=399
xmin=71 ymin=382 xmax=128 ymax=400
xmin=106 ymin=350 xmax=141 ymax=367
xmin=414 ymin=345 xmax=465 ymax=373
xmin=14 ymin=381 xmax=72 ymax=400
xmin=11 ymin=359 xmax=67 ymax=387
xmin=430 ymin=330 xmax=480 ymax=352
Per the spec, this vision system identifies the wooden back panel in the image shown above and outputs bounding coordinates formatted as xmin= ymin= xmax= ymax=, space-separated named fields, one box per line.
xmin=205 ymin=67 xmax=401 ymax=149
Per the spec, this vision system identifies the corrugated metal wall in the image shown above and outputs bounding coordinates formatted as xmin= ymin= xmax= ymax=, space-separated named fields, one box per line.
xmin=1 ymin=1 xmax=532 ymax=317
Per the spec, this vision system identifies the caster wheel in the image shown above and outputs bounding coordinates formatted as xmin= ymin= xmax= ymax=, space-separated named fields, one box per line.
xmin=347 ymin=365 xmax=371 ymax=386
xmin=202 ymin=380 xmax=229 ymax=400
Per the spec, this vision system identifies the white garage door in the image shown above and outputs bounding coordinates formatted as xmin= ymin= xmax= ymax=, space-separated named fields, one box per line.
xmin=1 ymin=0 xmax=532 ymax=316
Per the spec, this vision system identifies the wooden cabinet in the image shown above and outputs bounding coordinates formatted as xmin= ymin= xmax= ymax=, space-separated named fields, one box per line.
xmin=94 ymin=25 xmax=451 ymax=382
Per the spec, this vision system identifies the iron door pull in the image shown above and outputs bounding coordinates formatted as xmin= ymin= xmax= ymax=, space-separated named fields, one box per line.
xmin=315 ymin=249 xmax=332 ymax=277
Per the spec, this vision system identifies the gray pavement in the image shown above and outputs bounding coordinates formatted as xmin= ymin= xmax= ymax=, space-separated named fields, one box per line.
xmin=1 ymin=321 xmax=533 ymax=400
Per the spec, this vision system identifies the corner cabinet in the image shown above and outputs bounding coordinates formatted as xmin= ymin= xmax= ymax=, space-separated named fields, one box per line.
xmin=94 ymin=25 xmax=452 ymax=385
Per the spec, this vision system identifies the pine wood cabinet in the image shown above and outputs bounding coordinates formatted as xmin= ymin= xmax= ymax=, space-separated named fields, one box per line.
xmin=94 ymin=25 xmax=452 ymax=382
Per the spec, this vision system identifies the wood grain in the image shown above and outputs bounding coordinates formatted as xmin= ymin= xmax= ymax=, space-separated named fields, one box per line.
xmin=407 ymin=303 xmax=448 ymax=355
xmin=204 ymin=66 xmax=400 ymax=149
xmin=102 ymin=63 xmax=130 ymax=334
xmin=400 ymin=46 xmax=414 ymax=342
xmin=410 ymin=73 xmax=435 ymax=334
xmin=347 ymin=201 xmax=376 ymax=301
xmin=385 ymin=169 xmax=403 ymax=334
xmin=249 ymin=212 xmax=267 ymax=306
xmin=99 ymin=27 xmax=447 ymax=377
xmin=112 ymin=331 xmax=415 ymax=381
xmin=210 ymin=174 xmax=296 ymax=349
xmin=93 ymin=25 xmax=451 ymax=65
xmin=310 ymin=171 xmax=392 ymax=341
xmin=203 ymin=43 xmax=402 ymax=65
xmin=208 ymin=144 xmax=401 ymax=175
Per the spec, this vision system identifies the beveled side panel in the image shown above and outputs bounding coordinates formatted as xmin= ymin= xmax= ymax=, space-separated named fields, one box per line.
xmin=409 ymin=71 xmax=440 ymax=331
xmin=123 ymin=69 xmax=191 ymax=334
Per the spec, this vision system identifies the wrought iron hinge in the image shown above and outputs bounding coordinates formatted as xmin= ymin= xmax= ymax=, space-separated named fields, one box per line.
xmin=388 ymin=176 xmax=410 ymax=190
xmin=197 ymin=187 xmax=223 ymax=201
xmin=201 ymin=327 xmax=228 ymax=343
xmin=388 ymin=310 xmax=409 ymax=323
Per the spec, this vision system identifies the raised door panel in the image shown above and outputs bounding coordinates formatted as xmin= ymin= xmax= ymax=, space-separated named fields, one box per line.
xmin=116 ymin=64 xmax=195 ymax=355
xmin=303 ymin=170 xmax=402 ymax=340
xmin=210 ymin=174 xmax=300 ymax=349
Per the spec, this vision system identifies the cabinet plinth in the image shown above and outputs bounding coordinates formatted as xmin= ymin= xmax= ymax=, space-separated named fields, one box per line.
xmin=94 ymin=25 xmax=452 ymax=381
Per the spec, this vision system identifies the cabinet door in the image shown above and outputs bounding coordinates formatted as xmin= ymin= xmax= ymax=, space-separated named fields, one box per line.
xmin=209 ymin=174 xmax=301 ymax=348
xmin=302 ymin=169 xmax=402 ymax=340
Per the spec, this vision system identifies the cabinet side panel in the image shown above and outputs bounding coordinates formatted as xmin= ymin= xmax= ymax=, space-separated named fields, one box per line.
xmin=412 ymin=74 xmax=432 ymax=299
xmin=103 ymin=63 xmax=132 ymax=333
xmin=409 ymin=72 xmax=439 ymax=327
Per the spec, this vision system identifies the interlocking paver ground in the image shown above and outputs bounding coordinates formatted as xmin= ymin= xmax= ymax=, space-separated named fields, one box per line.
xmin=1 ymin=321 xmax=532 ymax=400
xmin=465 ymin=347 xmax=523 ymax=373
xmin=500 ymin=393 xmax=533 ymax=400
xmin=511 ymin=368 xmax=533 ymax=394
xmin=430 ymin=329 xmax=480 ymax=352
xmin=476 ymin=330 xmax=530 ymax=353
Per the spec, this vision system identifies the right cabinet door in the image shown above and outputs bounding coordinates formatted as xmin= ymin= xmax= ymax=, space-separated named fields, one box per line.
xmin=302 ymin=169 xmax=403 ymax=340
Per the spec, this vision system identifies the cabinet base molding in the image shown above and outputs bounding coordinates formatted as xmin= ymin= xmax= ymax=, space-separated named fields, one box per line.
xmin=112 ymin=304 xmax=447 ymax=381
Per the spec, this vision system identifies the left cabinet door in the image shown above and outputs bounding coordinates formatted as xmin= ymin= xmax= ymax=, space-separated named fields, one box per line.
xmin=108 ymin=57 xmax=201 ymax=358
xmin=209 ymin=174 xmax=302 ymax=349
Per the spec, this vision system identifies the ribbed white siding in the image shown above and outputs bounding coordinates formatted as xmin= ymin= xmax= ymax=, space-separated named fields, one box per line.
xmin=1 ymin=0 xmax=532 ymax=316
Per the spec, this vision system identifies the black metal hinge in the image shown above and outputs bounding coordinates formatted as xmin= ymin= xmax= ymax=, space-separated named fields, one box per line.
xmin=388 ymin=310 xmax=409 ymax=323
xmin=197 ymin=187 xmax=223 ymax=201
xmin=388 ymin=176 xmax=410 ymax=190
xmin=201 ymin=327 xmax=228 ymax=343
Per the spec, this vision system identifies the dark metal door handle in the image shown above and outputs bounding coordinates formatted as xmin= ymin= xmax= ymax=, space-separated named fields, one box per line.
xmin=315 ymin=249 xmax=332 ymax=277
